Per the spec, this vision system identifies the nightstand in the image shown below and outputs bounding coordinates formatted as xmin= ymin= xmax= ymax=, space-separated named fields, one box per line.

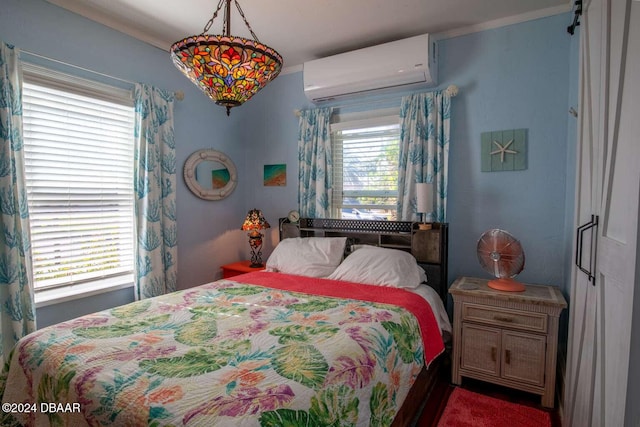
xmin=449 ymin=276 xmax=567 ymax=408
xmin=221 ymin=260 xmax=266 ymax=279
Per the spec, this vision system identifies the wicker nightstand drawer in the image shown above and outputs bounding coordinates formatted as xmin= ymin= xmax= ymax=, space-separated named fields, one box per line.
xmin=462 ymin=303 xmax=548 ymax=333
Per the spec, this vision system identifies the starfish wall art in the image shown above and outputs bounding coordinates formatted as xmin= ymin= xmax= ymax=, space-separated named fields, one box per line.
xmin=481 ymin=129 xmax=527 ymax=172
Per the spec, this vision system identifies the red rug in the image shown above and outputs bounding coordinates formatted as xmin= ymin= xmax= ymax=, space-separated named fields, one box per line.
xmin=436 ymin=387 xmax=551 ymax=427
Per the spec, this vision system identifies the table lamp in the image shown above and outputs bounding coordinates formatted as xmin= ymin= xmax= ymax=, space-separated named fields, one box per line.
xmin=241 ymin=209 xmax=271 ymax=267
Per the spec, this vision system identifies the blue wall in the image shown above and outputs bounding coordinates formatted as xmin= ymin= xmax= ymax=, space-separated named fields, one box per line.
xmin=442 ymin=15 xmax=573 ymax=290
xmin=1 ymin=0 xmax=576 ymax=327
xmin=237 ymin=72 xmax=309 ymax=254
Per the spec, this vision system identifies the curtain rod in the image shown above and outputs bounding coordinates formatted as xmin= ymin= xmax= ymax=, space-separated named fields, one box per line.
xmin=20 ymin=49 xmax=184 ymax=101
xmin=293 ymin=84 xmax=459 ymax=117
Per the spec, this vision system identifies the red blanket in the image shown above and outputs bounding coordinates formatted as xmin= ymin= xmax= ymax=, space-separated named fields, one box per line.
xmin=233 ymin=271 xmax=445 ymax=366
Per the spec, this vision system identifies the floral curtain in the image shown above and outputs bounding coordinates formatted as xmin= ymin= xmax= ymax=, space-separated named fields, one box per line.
xmin=297 ymin=107 xmax=333 ymax=218
xmin=133 ymin=84 xmax=177 ymax=299
xmin=0 ymin=42 xmax=35 ymax=362
xmin=397 ymin=90 xmax=451 ymax=221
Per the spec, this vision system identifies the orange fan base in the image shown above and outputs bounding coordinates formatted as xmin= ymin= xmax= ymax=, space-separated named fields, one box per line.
xmin=488 ymin=278 xmax=526 ymax=292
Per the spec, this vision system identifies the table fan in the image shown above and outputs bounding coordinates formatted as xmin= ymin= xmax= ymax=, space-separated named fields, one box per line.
xmin=477 ymin=229 xmax=526 ymax=292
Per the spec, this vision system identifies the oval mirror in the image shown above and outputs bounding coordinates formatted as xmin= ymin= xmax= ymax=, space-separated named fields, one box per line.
xmin=184 ymin=149 xmax=237 ymax=200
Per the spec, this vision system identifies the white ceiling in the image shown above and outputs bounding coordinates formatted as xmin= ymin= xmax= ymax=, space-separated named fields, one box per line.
xmin=45 ymin=0 xmax=571 ymax=72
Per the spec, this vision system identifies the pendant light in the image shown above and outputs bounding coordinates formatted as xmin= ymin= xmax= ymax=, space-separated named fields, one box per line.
xmin=170 ymin=0 xmax=283 ymax=115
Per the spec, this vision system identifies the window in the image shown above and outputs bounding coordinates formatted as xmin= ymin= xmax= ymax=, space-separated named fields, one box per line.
xmin=22 ymin=64 xmax=135 ymax=302
xmin=331 ymin=110 xmax=400 ymax=220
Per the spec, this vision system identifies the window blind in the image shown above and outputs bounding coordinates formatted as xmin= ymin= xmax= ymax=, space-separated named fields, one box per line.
xmin=22 ymin=76 xmax=135 ymax=291
xmin=331 ymin=114 xmax=400 ymax=220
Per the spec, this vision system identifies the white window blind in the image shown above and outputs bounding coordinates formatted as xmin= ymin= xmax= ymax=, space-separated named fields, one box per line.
xmin=331 ymin=112 xmax=400 ymax=220
xmin=22 ymin=68 xmax=135 ymax=292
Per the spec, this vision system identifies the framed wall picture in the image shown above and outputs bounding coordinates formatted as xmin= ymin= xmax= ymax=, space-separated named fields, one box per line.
xmin=264 ymin=164 xmax=286 ymax=186
xmin=481 ymin=129 xmax=527 ymax=172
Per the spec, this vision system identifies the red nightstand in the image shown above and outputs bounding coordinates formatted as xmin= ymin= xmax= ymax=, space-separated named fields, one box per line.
xmin=221 ymin=260 xmax=266 ymax=279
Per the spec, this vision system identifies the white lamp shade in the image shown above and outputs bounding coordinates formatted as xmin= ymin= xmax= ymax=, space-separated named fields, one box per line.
xmin=416 ymin=183 xmax=433 ymax=213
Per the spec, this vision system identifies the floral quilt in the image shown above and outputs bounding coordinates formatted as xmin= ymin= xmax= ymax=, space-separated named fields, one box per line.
xmin=1 ymin=272 xmax=443 ymax=427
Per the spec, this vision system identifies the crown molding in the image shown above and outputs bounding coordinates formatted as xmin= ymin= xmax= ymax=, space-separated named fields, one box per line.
xmin=434 ymin=3 xmax=572 ymax=40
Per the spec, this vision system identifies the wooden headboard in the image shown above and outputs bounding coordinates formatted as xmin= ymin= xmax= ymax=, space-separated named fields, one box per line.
xmin=279 ymin=218 xmax=449 ymax=304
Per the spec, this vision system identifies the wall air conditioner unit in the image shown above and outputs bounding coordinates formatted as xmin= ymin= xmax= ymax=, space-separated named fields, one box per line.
xmin=303 ymin=34 xmax=437 ymax=103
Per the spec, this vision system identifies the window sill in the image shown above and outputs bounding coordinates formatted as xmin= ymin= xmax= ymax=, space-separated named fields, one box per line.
xmin=34 ymin=275 xmax=134 ymax=308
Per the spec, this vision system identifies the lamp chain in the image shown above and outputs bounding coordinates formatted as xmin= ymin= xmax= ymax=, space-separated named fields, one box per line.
xmin=200 ymin=0 xmax=260 ymax=41
xmin=234 ymin=0 xmax=260 ymax=41
xmin=201 ymin=0 xmax=226 ymax=34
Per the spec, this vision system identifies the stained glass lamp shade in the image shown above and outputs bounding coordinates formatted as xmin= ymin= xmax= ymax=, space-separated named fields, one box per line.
xmin=241 ymin=209 xmax=271 ymax=267
xmin=170 ymin=0 xmax=283 ymax=116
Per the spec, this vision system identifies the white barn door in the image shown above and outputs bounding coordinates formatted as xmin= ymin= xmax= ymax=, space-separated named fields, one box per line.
xmin=565 ymin=0 xmax=640 ymax=426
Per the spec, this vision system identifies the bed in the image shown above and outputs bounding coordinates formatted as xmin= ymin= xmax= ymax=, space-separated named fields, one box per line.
xmin=1 ymin=219 xmax=450 ymax=427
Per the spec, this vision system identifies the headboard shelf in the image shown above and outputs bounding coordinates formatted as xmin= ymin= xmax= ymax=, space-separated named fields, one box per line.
xmin=298 ymin=227 xmax=412 ymax=235
xmin=297 ymin=218 xmax=413 ymax=233
xmin=280 ymin=218 xmax=449 ymax=303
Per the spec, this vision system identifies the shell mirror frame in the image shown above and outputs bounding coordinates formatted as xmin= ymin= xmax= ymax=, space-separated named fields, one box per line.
xmin=183 ymin=149 xmax=238 ymax=200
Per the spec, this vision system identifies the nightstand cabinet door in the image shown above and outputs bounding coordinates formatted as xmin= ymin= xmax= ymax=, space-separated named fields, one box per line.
xmin=501 ymin=331 xmax=546 ymax=386
xmin=460 ymin=324 xmax=500 ymax=377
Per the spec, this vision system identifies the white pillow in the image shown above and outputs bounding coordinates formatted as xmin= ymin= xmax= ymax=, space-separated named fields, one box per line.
xmin=327 ymin=245 xmax=426 ymax=289
xmin=266 ymin=237 xmax=347 ymax=278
